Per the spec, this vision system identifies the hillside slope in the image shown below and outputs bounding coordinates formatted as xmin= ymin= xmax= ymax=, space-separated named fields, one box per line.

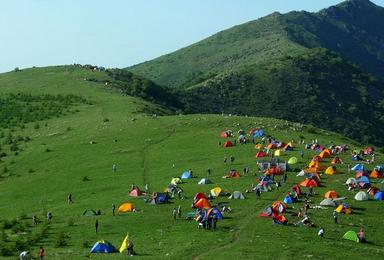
xmin=128 ymin=0 xmax=384 ymax=87
xmin=181 ymin=48 xmax=384 ymax=145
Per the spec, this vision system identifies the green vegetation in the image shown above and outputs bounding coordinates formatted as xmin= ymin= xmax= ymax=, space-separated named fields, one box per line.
xmin=0 ymin=66 xmax=384 ymax=259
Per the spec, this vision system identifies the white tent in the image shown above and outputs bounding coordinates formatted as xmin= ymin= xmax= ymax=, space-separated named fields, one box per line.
xmin=354 ymin=191 xmax=369 ymax=201
xmin=296 ymin=170 xmax=306 ymax=177
xmin=198 ymin=178 xmax=213 ymax=185
xmin=346 ymin=178 xmax=357 ymax=185
xmin=229 ymin=191 xmax=245 ymax=199
xmin=320 ymin=198 xmax=336 ymax=207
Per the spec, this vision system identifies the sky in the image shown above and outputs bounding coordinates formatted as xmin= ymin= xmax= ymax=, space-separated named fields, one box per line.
xmin=0 ymin=0 xmax=383 ymax=73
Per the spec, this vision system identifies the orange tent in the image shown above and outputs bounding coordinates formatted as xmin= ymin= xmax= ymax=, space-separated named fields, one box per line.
xmin=299 ymin=179 xmax=319 ymax=187
xmin=267 ymin=143 xmax=277 ymax=149
xmin=311 ymin=155 xmax=323 ymax=162
xmin=265 ymin=167 xmax=284 ymax=176
xmin=224 ymin=171 xmax=241 ymax=178
xmin=223 ymin=141 xmax=234 ymax=147
xmin=272 ymin=201 xmax=287 ymax=213
xmin=370 ymin=169 xmax=384 ymax=179
xmin=324 ymin=190 xmax=339 ymax=199
xmin=194 ymin=198 xmax=212 ymax=209
xmin=308 ymin=161 xmax=326 ymax=171
xmin=319 ymin=149 xmax=332 ymax=158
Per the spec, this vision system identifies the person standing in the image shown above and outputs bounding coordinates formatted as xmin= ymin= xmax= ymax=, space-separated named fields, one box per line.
xmin=177 ymin=205 xmax=182 ymax=218
xmin=112 ymin=163 xmax=117 ymax=173
xmin=46 ymin=212 xmax=52 ymax=223
xmin=333 ymin=210 xmax=338 ymax=224
xmin=223 ymin=156 xmax=227 ymax=164
xmin=145 ymin=183 xmax=149 ymax=193
xmin=283 ymin=173 xmax=288 ymax=184
xmin=67 ymin=193 xmax=73 ymax=204
xmin=255 ymin=187 xmax=261 ymax=199
xmin=207 ymin=168 xmax=212 ymax=177
xmin=172 ymin=208 xmax=177 ymax=220
xmin=230 ymin=155 xmax=235 ymax=164
xmin=318 ymin=228 xmax=325 ymax=238
xmin=95 ymin=219 xmax=99 ymax=233
xmin=32 ymin=215 xmax=37 ymax=226
xmin=112 ymin=204 xmax=116 ymax=216
xmin=38 ymin=246 xmax=45 ymax=260
xmin=276 ymin=181 xmax=281 ymax=191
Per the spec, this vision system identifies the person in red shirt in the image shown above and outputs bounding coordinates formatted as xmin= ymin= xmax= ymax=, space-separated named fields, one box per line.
xmin=38 ymin=246 xmax=45 ymax=260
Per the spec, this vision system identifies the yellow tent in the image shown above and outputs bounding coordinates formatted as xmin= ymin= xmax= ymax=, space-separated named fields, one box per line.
xmin=325 ymin=166 xmax=337 ymax=175
xmin=254 ymin=144 xmax=264 ymax=149
xmin=119 ymin=234 xmax=129 ymax=253
xmin=210 ymin=187 xmax=225 ymax=197
xmin=286 ymin=142 xmax=295 ymax=148
xmin=274 ymin=149 xmax=284 ymax=157
xmin=171 ymin=177 xmax=182 ymax=185
xmin=335 ymin=204 xmax=352 ymax=214
xmin=118 ymin=203 xmax=135 ymax=213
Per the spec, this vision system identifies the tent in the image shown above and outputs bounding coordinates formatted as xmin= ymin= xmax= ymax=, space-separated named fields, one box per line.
xmin=259 ymin=207 xmax=273 ymax=217
xmin=299 ymin=179 xmax=319 ymax=187
xmin=223 ymin=171 xmax=241 ymax=178
xmin=254 ymin=144 xmax=264 ymax=149
xmin=210 ymin=187 xmax=226 ymax=197
xmin=325 ymin=166 xmax=338 ymax=175
xmin=370 ymin=169 xmax=384 ymax=179
xmin=324 ymin=190 xmax=339 ymax=199
xmin=198 ymin=178 xmax=212 ymax=185
xmin=308 ymin=161 xmax=326 ymax=171
xmin=274 ymin=149 xmax=284 ymax=157
xmin=283 ymin=195 xmax=294 ymax=204
xmin=83 ymin=209 xmax=97 ymax=216
xmin=312 ymin=155 xmax=323 ymax=162
xmin=355 ymin=191 xmax=369 ymax=201
xmin=265 ymin=166 xmax=284 ymax=176
xmin=296 ymin=170 xmax=306 ymax=177
xmin=194 ymin=192 xmax=208 ymax=201
xmin=223 ymin=141 xmax=234 ymax=147
xmin=351 ymin=164 xmax=365 ymax=172
xmin=335 ymin=203 xmax=352 ymax=214
xmin=229 ymin=191 xmax=245 ymax=199
xmin=319 ymin=149 xmax=332 ymax=158
xmin=374 ymin=192 xmax=384 ymax=200
xmin=129 ymin=188 xmax=144 ymax=197
xmin=364 ymin=147 xmax=375 ymax=155
xmin=255 ymin=151 xmax=268 ymax=158
xmin=181 ymin=171 xmax=193 ymax=179
xmin=253 ymin=129 xmax=265 ymax=137
xmin=357 ymin=176 xmax=370 ymax=184
xmin=194 ymin=197 xmax=212 ymax=209
xmin=288 ymin=157 xmax=298 ymax=165
xmin=90 ymin=241 xmax=117 ymax=253
xmin=272 ymin=201 xmax=287 ymax=214
xmin=205 ymin=208 xmax=223 ymax=220
xmin=343 ymin=231 xmax=359 ymax=243
xmin=345 ymin=178 xmax=357 ymax=185
xmin=331 ymin=157 xmax=343 ymax=164
xmin=118 ymin=203 xmax=135 ymax=213
xmin=367 ymin=187 xmax=380 ymax=196
xmin=356 ymin=171 xmax=368 ymax=179
xmin=171 ymin=177 xmax=182 ymax=185
xmin=320 ymin=198 xmax=336 ymax=207
xmin=150 ymin=193 xmax=170 ymax=204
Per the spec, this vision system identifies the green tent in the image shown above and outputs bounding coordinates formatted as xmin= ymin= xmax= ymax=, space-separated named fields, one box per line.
xmin=288 ymin=157 xmax=298 ymax=165
xmin=83 ymin=209 xmax=97 ymax=216
xmin=343 ymin=231 xmax=359 ymax=242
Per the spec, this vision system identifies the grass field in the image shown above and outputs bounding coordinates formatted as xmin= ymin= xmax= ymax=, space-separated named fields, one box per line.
xmin=1 ymin=67 xmax=384 ymax=259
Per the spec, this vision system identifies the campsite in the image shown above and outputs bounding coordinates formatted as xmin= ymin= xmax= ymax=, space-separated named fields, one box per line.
xmin=0 ymin=67 xmax=383 ymax=259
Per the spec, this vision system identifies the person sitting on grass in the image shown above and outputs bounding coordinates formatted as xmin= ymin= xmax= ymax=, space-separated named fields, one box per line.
xmin=358 ymin=228 xmax=366 ymax=243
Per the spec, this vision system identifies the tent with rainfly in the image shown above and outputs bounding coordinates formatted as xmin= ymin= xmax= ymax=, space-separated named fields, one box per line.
xmin=343 ymin=231 xmax=359 ymax=243
xmin=355 ymin=191 xmax=369 ymax=201
xmin=198 ymin=178 xmax=213 ymax=185
xmin=288 ymin=157 xmax=298 ymax=165
xmin=324 ymin=190 xmax=339 ymax=199
xmin=228 ymin=191 xmax=245 ymax=199
xmin=194 ymin=197 xmax=212 ymax=209
xmin=90 ymin=240 xmax=117 ymax=253
xmin=325 ymin=166 xmax=338 ymax=175
xmin=210 ymin=187 xmax=226 ymax=197
xmin=118 ymin=203 xmax=135 ymax=213
xmin=299 ymin=179 xmax=319 ymax=187
xmin=319 ymin=149 xmax=332 ymax=158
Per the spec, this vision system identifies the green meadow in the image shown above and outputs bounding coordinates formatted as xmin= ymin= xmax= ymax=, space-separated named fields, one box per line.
xmin=0 ymin=67 xmax=383 ymax=259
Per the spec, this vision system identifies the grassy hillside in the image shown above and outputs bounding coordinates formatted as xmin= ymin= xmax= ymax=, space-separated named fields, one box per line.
xmin=128 ymin=0 xmax=384 ymax=88
xmin=1 ymin=67 xmax=384 ymax=259
xmin=181 ymin=48 xmax=384 ymax=145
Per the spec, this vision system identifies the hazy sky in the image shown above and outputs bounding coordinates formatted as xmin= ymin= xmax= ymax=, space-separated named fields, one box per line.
xmin=1 ymin=0 xmax=383 ymax=72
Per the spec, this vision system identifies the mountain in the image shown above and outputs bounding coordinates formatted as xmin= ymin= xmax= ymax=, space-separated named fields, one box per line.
xmin=128 ymin=0 xmax=384 ymax=87
xmin=126 ymin=0 xmax=384 ymax=145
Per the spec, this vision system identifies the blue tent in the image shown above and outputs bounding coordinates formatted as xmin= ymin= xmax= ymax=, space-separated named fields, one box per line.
xmin=352 ymin=164 xmax=365 ymax=171
xmin=90 ymin=241 xmax=117 ymax=253
xmin=203 ymin=208 xmax=223 ymax=220
xmin=357 ymin=176 xmax=370 ymax=184
xmin=374 ymin=192 xmax=384 ymax=200
xmin=181 ymin=171 xmax=192 ymax=179
xmin=253 ymin=129 xmax=265 ymax=138
xmin=283 ymin=196 xmax=294 ymax=204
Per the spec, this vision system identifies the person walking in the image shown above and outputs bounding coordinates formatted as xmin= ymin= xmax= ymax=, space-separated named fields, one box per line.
xmin=172 ymin=208 xmax=177 ymax=220
xmin=112 ymin=204 xmax=116 ymax=216
xmin=95 ymin=219 xmax=99 ymax=233
xmin=32 ymin=215 xmax=37 ymax=226
xmin=46 ymin=212 xmax=52 ymax=223
xmin=207 ymin=168 xmax=212 ymax=177
xmin=38 ymin=246 xmax=45 ymax=260
xmin=333 ymin=210 xmax=338 ymax=224
xmin=177 ymin=205 xmax=182 ymax=218
xmin=67 ymin=193 xmax=73 ymax=204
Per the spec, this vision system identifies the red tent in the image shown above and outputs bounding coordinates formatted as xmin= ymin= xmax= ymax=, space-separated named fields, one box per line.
xmin=255 ymin=151 xmax=267 ymax=158
xmin=129 ymin=188 xmax=144 ymax=197
xmin=223 ymin=141 xmax=234 ymax=147
xmin=299 ymin=179 xmax=319 ymax=187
